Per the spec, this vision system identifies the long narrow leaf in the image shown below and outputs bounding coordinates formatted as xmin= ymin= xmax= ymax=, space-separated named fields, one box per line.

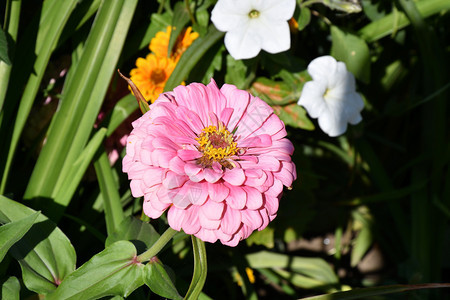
xmin=94 ymin=151 xmax=125 ymax=236
xmin=0 ymin=0 xmax=78 ymax=194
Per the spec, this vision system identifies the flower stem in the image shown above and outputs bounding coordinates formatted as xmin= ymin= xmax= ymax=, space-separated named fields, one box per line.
xmin=185 ymin=0 xmax=196 ymax=25
xmin=137 ymin=227 xmax=178 ymax=262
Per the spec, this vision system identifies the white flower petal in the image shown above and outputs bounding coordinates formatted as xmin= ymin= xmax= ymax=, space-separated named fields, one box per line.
xmin=299 ymin=55 xmax=364 ymax=136
xmin=224 ymin=26 xmax=262 ymax=60
xmin=259 ymin=19 xmax=291 ymax=54
xmin=260 ymin=0 xmax=296 ymax=20
xmin=298 ymin=81 xmax=328 ymax=118
xmin=211 ymin=0 xmax=295 ymax=60
xmin=307 ymin=55 xmax=338 ymax=82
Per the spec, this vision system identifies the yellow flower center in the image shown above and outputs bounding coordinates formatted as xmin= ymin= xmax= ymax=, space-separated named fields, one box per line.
xmin=151 ymin=68 xmax=167 ymax=84
xmin=248 ymin=10 xmax=260 ymax=19
xmin=196 ymin=124 xmax=238 ymax=168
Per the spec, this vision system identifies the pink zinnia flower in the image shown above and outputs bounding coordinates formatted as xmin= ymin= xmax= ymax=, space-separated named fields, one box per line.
xmin=123 ymin=80 xmax=296 ymax=246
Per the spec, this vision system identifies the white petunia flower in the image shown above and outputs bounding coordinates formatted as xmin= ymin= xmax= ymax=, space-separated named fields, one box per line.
xmin=211 ymin=0 xmax=296 ymax=60
xmin=298 ymin=56 xmax=364 ymax=137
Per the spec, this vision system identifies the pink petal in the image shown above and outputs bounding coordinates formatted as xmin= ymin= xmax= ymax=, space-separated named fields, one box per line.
xmin=223 ymin=168 xmax=245 ymax=186
xmin=162 ymin=171 xmax=187 ymax=189
xmin=178 ymin=149 xmax=202 ymax=161
xmin=220 ymin=207 xmax=242 ymax=235
xmin=226 ymin=186 xmax=247 ymax=210
xmin=208 ymin=182 xmax=229 ymax=202
xmin=241 ymin=209 xmax=263 ymax=230
xmin=243 ymin=187 xmax=263 ymax=210
xmin=195 ymin=228 xmax=218 ymax=243
xmin=203 ymin=168 xmax=223 ymax=183
xmin=167 ymin=206 xmax=186 ymax=231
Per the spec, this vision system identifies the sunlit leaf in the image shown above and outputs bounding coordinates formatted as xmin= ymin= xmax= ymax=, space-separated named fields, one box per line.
xmin=301 ymin=283 xmax=450 ymax=300
xmin=47 ymin=241 xmax=144 ymax=300
xmin=0 ymin=212 xmax=40 ymax=262
xmin=331 ymin=26 xmax=370 ymax=84
xmin=106 ymin=216 xmax=160 ymax=252
xmin=1 ymin=276 xmax=20 ymax=300
xmin=0 ymin=196 xmax=76 ymax=295
xmin=144 ymin=257 xmax=183 ymax=300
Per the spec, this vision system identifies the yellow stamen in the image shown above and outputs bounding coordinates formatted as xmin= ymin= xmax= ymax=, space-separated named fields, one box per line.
xmin=195 ymin=124 xmax=238 ymax=164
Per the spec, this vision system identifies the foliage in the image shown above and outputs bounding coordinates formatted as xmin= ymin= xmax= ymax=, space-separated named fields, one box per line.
xmin=0 ymin=0 xmax=449 ymax=299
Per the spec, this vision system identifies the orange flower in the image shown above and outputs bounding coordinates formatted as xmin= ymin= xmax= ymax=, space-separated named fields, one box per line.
xmin=150 ymin=26 xmax=199 ymax=60
xmin=129 ymin=54 xmax=178 ymax=103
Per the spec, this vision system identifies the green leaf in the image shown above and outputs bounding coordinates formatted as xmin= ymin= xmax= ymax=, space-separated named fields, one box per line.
xmin=144 ymin=257 xmax=183 ymax=300
xmin=47 ymin=241 xmax=144 ymax=300
xmin=246 ymin=226 xmax=275 ymax=248
xmin=106 ymin=216 xmax=160 ymax=252
xmin=300 ymin=283 xmax=450 ymax=300
xmin=164 ymin=25 xmax=224 ymax=92
xmin=1 ymin=0 xmax=78 ymax=194
xmin=297 ymin=7 xmax=311 ymax=31
xmin=23 ymin=0 xmax=137 ymax=214
xmin=0 ymin=27 xmax=11 ymax=65
xmin=0 ymin=196 xmax=76 ymax=295
xmin=350 ymin=226 xmax=373 ymax=267
xmin=225 ymin=55 xmax=248 ymax=89
xmin=331 ymin=26 xmax=370 ymax=84
xmin=246 ymin=251 xmax=338 ymax=285
xmin=1 ymin=276 xmax=20 ymax=300
xmin=273 ymin=103 xmax=315 ymax=130
xmin=358 ymin=0 xmax=450 ymax=42
xmin=0 ymin=211 xmax=40 ymax=262
xmin=52 ymin=128 xmax=107 ymax=219
xmin=94 ymin=151 xmax=125 ymax=236
xmin=104 ymin=93 xmax=138 ymax=137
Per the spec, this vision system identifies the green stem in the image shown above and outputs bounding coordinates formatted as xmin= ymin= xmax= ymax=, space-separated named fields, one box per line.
xmin=184 ymin=0 xmax=196 ymax=25
xmin=185 ymin=236 xmax=208 ymax=299
xmin=137 ymin=227 xmax=178 ymax=262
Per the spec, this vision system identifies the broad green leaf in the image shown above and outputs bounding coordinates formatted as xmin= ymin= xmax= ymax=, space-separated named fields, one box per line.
xmin=273 ymin=268 xmax=336 ymax=291
xmin=350 ymin=226 xmax=373 ymax=267
xmin=245 ymin=226 xmax=275 ymax=248
xmin=47 ymin=241 xmax=144 ymax=300
xmin=168 ymin=1 xmax=191 ymax=57
xmin=1 ymin=276 xmax=20 ymax=300
xmin=331 ymin=26 xmax=370 ymax=83
xmin=273 ymin=103 xmax=315 ymax=130
xmin=0 ymin=211 xmax=40 ymax=262
xmin=164 ymin=25 xmax=224 ymax=92
xmin=297 ymin=7 xmax=311 ymax=31
xmin=225 ymin=55 xmax=248 ymax=90
xmin=144 ymin=258 xmax=183 ymax=300
xmin=301 ymin=283 xmax=450 ymax=300
xmin=246 ymin=251 xmax=338 ymax=285
xmin=106 ymin=216 xmax=160 ymax=252
xmin=0 ymin=27 xmax=11 ymax=65
xmin=250 ymin=74 xmax=308 ymax=106
xmin=0 ymin=196 xmax=76 ymax=295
